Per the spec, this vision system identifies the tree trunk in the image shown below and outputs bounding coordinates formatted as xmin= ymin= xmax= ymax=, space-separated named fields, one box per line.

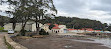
xmin=12 ymin=17 xmax=17 ymax=30
xmin=12 ymin=23 xmax=16 ymax=30
xmin=20 ymin=20 xmax=28 ymax=36
xmin=35 ymin=17 xmax=39 ymax=35
xmin=37 ymin=23 xmax=40 ymax=34
xmin=0 ymin=22 xmax=4 ymax=27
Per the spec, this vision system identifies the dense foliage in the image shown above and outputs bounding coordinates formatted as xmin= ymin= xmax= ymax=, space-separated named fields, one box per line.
xmin=107 ymin=25 xmax=111 ymax=31
xmin=0 ymin=26 xmax=4 ymax=31
xmin=49 ymin=24 xmax=55 ymax=30
xmin=41 ymin=16 xmax=108 ymax=30
xmin=0 ymin=0 xmax=57 ymax=36
xmin=39 ymin=29 xmax=49 ymax=35
xmin=0 ymin=16 xmax=10 ymax=27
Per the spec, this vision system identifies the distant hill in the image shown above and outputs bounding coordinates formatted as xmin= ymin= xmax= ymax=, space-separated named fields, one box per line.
xmin=41 ymin=16 xmax=107 ymax=30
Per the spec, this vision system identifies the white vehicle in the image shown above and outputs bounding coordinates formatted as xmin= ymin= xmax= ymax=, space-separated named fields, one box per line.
xmin=8 ymin=29 xmax=14 ymax=34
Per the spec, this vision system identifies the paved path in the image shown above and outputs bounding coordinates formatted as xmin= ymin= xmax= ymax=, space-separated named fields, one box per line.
xmin=0 ymin=33 xmax=7 ymax=49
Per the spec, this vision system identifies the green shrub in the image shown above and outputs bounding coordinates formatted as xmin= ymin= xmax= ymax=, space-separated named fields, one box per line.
xmin=39 ymin=29 xmax=49 ymax=35
xmin=20 ymin=29 xmax=27 ymax=36
xmin=49 ymin=24 xmax=55 ymax=30
xmin=0 ymin=26 xmax=4 ymax=31
xmin=1 ymin=30 xmax=8 ymax=32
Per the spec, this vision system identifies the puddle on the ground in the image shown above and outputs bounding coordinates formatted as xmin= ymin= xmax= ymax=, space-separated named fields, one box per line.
xmin=64 ymin=45 xmax=72 ymax=48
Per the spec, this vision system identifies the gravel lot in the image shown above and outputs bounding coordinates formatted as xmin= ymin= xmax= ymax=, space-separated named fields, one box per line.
xmin=12 ymin=35 xmax=111 ymax=49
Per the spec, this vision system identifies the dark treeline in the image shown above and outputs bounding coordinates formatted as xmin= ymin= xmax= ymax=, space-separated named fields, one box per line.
xmin=41 ymin=16 xmax=109 ymax=31
xmin=0 ymin=16 xmax=10 ymax=27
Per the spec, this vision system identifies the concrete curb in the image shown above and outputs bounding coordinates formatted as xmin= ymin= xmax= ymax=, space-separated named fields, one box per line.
xmin=5 ymin=34 xmax=28 ymax=49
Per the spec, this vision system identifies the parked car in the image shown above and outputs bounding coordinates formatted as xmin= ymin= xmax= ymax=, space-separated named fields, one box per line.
xmin=8 ymin=29 xmax=14 ymax=34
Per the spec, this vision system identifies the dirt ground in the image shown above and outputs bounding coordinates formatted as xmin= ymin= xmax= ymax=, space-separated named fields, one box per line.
xmin=0 ymin=33 xmax=7 ymax=49
xmin=12 ymin=35 xmax=111 ymax=49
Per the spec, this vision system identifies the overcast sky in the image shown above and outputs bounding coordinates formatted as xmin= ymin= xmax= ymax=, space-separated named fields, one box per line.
xmin=53 ymin=0 xmax=111 ymax=24
xmin=0 ymin=0 xmax=111 ymax=24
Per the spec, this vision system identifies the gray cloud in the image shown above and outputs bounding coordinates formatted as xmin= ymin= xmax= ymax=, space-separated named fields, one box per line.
xmin=54 ymin=0 xmax=89 ymax=14
xmin=91 ymin=0 xmax=111 ymax=13
xmin=0 ymin=0 xmax=111 ymax=23
xmin=53 ymin=0 xmax=111 ymax=23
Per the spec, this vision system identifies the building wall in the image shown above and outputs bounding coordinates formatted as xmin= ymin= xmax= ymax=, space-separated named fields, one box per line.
xmin=59 ymin=25 xmax=67 ymax=33
xmin=51 ymin=29 xmax=60 ymax=33
xmin=68 ymin=30 xmax=86 ymax=33
xmin=31 ymin=23 xmax=43 ymax=31
xmin=78 ymin=30 xmax=85 ymax=33
xmin=4 ymin=23 xmax=13 ymax=31
xmin=51 ymin=29 xmax=66 ymax=33
xmin=59 ymin=25 xmax=67 ymax=29
xmin=94 ymin=31 xmax=101 ymax=33
xmin=69 ymin=30 xmax=78 ymax=33
xmin=59 ymin=29 xmax=65 ymax=33
xmin=14 ymin=23 xmax=22 ymax=31
xmin=14 ymin=23 xmax=32 ymax=31
xmin=25 ymin=24 xmax=32 ymax=31
xmin=4 ymin=23 xmax=33 ymax=31
xmin=32 ymin=23 xmax=36 ymax=31
xmin=42 ymin=24 xmax=49 ymax=32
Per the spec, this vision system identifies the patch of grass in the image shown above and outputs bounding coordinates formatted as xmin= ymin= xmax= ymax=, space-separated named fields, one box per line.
xmin=0 ymin=26 xmax=4 ymax=31
xmin=4 ymin=36 xmax=13 ymax=49
xmin=1 ymin=30 xmax=8 ymax=32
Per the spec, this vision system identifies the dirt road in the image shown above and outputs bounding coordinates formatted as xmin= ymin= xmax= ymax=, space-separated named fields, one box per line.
xmin=0 ymin=33 xmax=7 ymax=49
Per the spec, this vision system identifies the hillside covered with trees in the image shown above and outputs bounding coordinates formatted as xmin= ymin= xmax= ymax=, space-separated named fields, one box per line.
xmin=41 ymin=16 xmax=109 ymax=30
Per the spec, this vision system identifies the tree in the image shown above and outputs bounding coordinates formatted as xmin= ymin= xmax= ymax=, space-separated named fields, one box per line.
xmin=21 ymin=0 xmax=57 ymax=34
xmin=107 ymin=26 xmax=111 ymax=31
xmin=49 ymin=24 xmax=55 ymax=30
xmin=0 ymin=15 xmax=10 ymax=27
xmin=102 ymin=23 xmax=108 ymax=30
xmin=0 ymin=0 xmax=57 ymax=36
xmin=6 ymin=7 xmax=31 ymax=36
xmin=1 ymin=0 xmax=34 ymax=36
xmin=39 ymin=29 xmax=49 ymax=35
